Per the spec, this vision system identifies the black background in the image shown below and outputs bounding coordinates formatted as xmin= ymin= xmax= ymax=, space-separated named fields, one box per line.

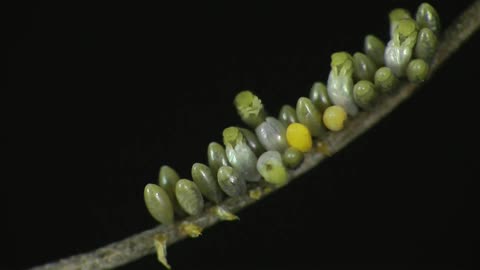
xmin=6 ymin=1 xmax=476 ymax=269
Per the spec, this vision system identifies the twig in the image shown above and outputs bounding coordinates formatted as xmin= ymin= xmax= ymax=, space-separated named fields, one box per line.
xmin=30 ymin=1 xmax=480 ymax=269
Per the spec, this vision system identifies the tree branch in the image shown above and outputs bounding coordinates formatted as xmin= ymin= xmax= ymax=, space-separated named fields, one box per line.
xmin=31 ymin=1 xmax=480 ymax=269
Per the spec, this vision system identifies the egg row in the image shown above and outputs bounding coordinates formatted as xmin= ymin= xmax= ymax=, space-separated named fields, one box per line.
xmin=144 ymin=2 xmax=440 ymax=226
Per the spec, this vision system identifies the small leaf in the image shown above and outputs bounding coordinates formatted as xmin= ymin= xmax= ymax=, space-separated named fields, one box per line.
xmin=248 ymin=188 xmax=263 ymax=200
xmin=154 ymin=234 xmax=171 ymax=269
xmin=212 ymin=206 xmax=239 ymax=221
xmin=316 ymin=141 xmax=332 ymax=156
xmin=180 ymin=222 xmax=203 ymax=238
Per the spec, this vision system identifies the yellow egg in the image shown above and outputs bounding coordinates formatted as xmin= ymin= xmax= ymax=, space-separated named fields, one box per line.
xmin=323 ymin=105 xmax=347 ymax=131
xmin=286 ymin=123 xmax=312 ymax=152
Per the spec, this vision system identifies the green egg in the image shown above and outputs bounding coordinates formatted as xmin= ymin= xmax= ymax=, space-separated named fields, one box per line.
xmin=327 ymin=52 xmax=359 ymax=116
xmin=257 ymin=151 xmax=288 ymax=186
xmin=191 ymin=163 xmax=223 ymax=204
xmin=353 ymin=80 xmax=378 ymax=110
xmin=144 ymin=183 xmax=174 ymax=225
xmin=175 ymin=179 xmax=204 ymax=216
xmin=217 ymin=166 xmax=247 ymax=197
xmin=407 ymin=59 xmax=429 ymax=83
xmin=416 ymin=3 xmax=441 ymax=36
xmin=223 ymin=126 xmax=261 ymax=182
xmin=296 ymin=97 xmax=325 ymax=137
xmin=207 ymin=142 xmax=230 ymax=177
xmin=278 ymin=105 xmax=298 ymax=127
xmin=158 ymin=165 xmax=185 ymax=216
xmin=353 ymin=52 xmax=377 ymax=82
xmin=255 ymin=117 xmax=288 ymax=152
xmin=239 ymin=127 xmax=265 ymax=156
xmin=364 ymin=35 xmax=385 ymax=66
xmin=282 ymin=147 xmax=304 ymax=169
xmin=234 ymin=90 xmax=266 ymax=128
xmin=385 ymin=18 xmax=418 ymax=78
xmin=415 ymin=28 xmax=437 ymax=63
xmin=374 ymin=67 xmax=399 ymax=94
xmin=389 ymin=8 xmax=412 ymax=37
xmin=309 ymin=82 xmax=331 ymax=113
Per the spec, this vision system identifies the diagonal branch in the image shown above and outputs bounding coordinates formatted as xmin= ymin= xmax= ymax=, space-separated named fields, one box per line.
xmin=31 ymin=1 xmax=480 ymax=269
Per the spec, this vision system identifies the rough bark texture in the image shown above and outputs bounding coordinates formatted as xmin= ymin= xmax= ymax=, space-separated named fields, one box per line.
xmin=31 ymin=1 xmax=480 ymax=269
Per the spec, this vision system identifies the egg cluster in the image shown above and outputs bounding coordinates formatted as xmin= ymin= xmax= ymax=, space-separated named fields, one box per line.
xmin=144 ymin=3 xmax=440 ymax=226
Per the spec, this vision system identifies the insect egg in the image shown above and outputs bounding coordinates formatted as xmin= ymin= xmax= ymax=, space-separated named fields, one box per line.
xmin=207 ymin=142 xmax=230 ymax=177
xmin=323 ymin=105 xmax=348 ymax=132
xmin=217 ymin=166 xmax=247 ymax=197
xmin=286 ymin=123 xmax=313 ymax=153
xmin=144 ymin=183 xmax=174 ymax=225
xmin=191 ymin=163 xmax=223 ymax=204
xmin=158 ymin=165 xmax=185 ymax=216
xmin=175 ymin=179 xmax=204 ymax=216
xmin=257 ymin=151 xmax=288 ymax=186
